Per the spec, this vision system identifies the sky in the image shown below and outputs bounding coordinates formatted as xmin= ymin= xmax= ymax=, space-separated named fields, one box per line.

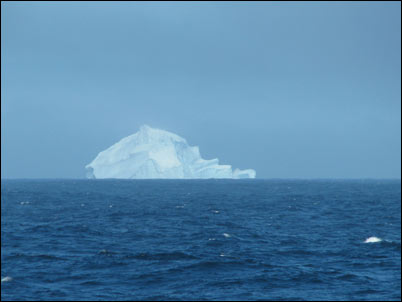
xmin=1 ymin=1 xmax=401 ymax=179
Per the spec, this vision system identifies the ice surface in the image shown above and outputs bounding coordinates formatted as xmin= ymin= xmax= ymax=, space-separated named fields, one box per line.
xmin=86 ymin=125 xmax=256 ymax=179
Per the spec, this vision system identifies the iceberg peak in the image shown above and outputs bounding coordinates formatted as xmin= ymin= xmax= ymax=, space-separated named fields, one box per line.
xmin=86 ymin=125 xmax=256 ymax=179
xmin=139 ymin=124 xmax=156 ymax=136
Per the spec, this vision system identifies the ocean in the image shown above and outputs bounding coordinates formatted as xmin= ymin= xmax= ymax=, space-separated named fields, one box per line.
xmin=1 ymin=179 xmax=401 ymax=301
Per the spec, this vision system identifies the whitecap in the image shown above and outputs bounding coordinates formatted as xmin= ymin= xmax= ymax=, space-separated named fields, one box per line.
xmin=1 ymin=276 xmax=12 ymax=282
xmin=223 ymin=233 xmax=231 ymax=238
xmin=364 ymin=236 xmax=382 ymax=243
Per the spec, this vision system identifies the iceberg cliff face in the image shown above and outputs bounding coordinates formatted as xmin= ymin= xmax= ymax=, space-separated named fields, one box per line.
xmin=86 ymin=125 xmax=256 ymax=179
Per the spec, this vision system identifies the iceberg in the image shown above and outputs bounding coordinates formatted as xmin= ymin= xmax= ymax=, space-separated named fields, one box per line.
xmin=86 ymin=125 xmax=256 ymax=179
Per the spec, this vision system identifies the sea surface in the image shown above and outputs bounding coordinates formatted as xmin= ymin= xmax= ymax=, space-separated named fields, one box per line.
xmin=1 ymin=179 xmax=401 ymax=301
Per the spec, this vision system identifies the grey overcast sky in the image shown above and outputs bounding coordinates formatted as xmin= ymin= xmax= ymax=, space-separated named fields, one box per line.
xmin=1 ymin=1 xmax=401 ymax=179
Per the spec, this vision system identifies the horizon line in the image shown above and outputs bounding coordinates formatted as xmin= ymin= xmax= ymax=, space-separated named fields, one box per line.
xmin=1 ymin=177 xmax=401 ymax=181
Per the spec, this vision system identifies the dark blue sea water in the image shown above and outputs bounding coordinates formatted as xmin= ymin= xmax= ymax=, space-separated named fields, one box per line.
xmin=1 ymin=179 xmax=401 ymax=301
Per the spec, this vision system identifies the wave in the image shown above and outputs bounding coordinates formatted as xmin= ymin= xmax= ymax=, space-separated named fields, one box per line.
xmin=124 ymin=251 xmax=198 ymax=261
xmin=4 ymin=253 xmax=66 ymax=261
xmin=364 ymin=237 xmax=382 ymax=243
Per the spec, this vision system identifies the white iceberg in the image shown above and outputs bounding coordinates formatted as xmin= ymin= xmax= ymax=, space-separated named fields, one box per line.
xmin=86 ymin=125 xmax=256 ymax=179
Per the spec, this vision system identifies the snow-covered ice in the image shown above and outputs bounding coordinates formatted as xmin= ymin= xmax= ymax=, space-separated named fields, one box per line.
xmin=86 ymin=125 xmax=256 ymax=179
